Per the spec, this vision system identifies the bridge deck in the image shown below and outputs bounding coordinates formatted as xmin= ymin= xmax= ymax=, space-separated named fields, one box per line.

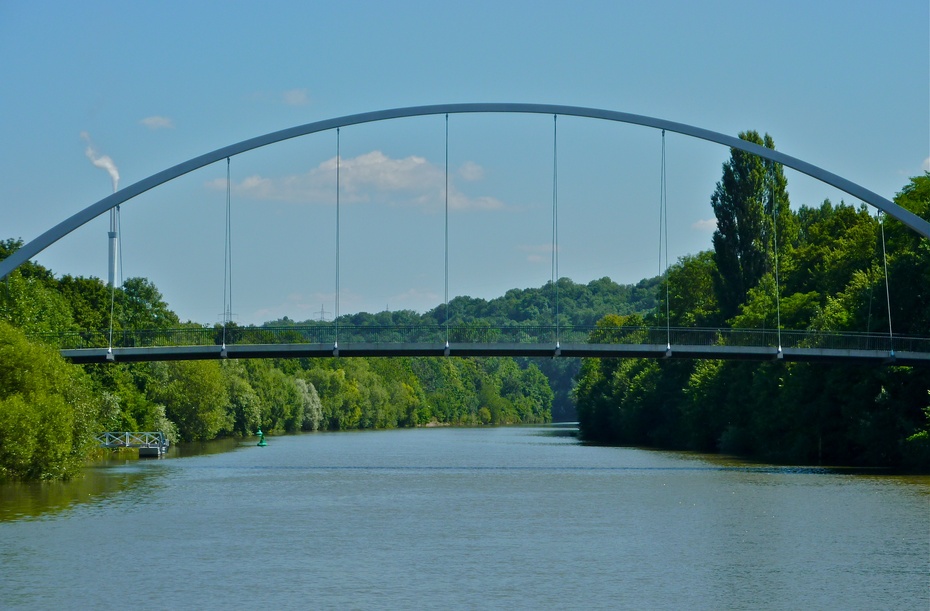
xmin=61 ymin=342 xmax=928 ymax=366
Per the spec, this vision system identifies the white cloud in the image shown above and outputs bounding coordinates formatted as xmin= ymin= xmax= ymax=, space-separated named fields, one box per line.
xmin=922 ymin=157 xmax=930 ymax=172
xmin=691 ymin=218 xmax=717 ymax=232
xmin=140 ymin=116 xmax=174 ymax=130
xmin=208 ymin=150 xmax=505 ymax=211
xmin=458 ymin=161 xmax=484 ymax=181
xmin=282 ymin=88 xmax=310 ymax=106
xmin=449 ymin=191 xmax=504 ymax=211
xmin=517 ymin=243 xmax=556 ymax=264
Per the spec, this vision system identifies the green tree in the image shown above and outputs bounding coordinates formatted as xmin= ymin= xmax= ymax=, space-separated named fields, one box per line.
xmin=0 ymin=321 xmax=100 ymax=480
xmin=0 ymin=270 xmax=75 ymax=336
xmin=880 ymin=174 xmax=930 ymax=336
xmin=711 ymin=131 xmax=790 ymax=321
xmin=57 ymin=275 xmax=116 ymax=342
xmin=295 ymin=378 xmax=324 ymax=431
xmin=222 ymin=360 xmax=262 ymax=436
xmin=148 ymin=360 xmax=230 ymax=441
xmin=661 ymin=251 xmax=721 ymax=327
xmin=120 ymin=277 xmax=180 ymax=330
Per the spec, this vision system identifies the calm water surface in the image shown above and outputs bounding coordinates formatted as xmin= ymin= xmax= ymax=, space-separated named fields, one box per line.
xmin=1 ymin=426 xmax=927 ymax=609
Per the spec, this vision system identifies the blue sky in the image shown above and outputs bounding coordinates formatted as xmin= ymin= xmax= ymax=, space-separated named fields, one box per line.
xmin=2 ymin=1 xmax=927 ymax=325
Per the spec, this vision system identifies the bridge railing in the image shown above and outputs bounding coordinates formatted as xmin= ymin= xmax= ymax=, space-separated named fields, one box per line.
xmin=35 ymin=325 xmax=930 ymax=354
xmin=95 ymin=431 xmax=168 ymax=449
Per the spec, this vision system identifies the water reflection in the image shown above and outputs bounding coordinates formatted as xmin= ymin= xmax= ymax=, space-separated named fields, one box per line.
xmin=0 ymin=437 xmax=244 ymax=522
xmin=169 ymin=436 xmax=241 ymax=458
xmin=0 ymin=468 xmax=151 ymax=522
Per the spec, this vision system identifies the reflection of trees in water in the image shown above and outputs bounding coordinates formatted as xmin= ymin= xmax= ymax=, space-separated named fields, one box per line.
xmin=0 ymin=437 xmax=248 ymax=521
xmin=171 ymin=437 xmax=240 ymax=458
xmin=0 ymin=467 xmax=151 ymax=522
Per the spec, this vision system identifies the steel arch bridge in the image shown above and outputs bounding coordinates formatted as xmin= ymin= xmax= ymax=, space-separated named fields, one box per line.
xmin=1 ymin=103 xmax=928 ymax=281
xmin=5 ymin=103 xmax=929 ymax=365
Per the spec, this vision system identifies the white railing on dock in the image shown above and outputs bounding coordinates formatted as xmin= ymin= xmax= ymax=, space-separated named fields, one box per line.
xmin=96 ymin=431 xmax=169 ymax=451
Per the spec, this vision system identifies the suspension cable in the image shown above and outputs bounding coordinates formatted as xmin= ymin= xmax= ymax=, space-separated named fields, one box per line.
xmin=222 ymin=157 xmax=232 ymax=350
xmin=879 ymin=211 xmax=894 ymax=357
xmin=866 ymin=259 xmax=875 ymax=333
xmin=444 ymin=114 xmax=450 ymax=349
xmin=771 ymin=160 xmax=782 ymax=354
xmin=107 ymin=246 xmax=116 ymax=359
xmin=335 ymin=128 xmax=341 ymax=352
xmin=551 ymin=115 xmax=560 ymax=349
xmin=659 ymin=130 xmax=670 ymax=351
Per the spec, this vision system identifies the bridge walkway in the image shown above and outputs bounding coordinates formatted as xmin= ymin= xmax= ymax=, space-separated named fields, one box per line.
xmin=40 ymin=325 xmax=930 ymax=366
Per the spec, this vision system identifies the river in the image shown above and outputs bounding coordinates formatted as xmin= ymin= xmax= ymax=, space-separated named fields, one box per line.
xmin=1 ymin=426 xmax=927 ymax=609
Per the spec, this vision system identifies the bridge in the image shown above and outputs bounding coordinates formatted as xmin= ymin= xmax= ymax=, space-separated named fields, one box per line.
xmin=4 ymin=103 xmax=929 ymax=364
xmin=40 ymin=325 xmax=930 ymax=366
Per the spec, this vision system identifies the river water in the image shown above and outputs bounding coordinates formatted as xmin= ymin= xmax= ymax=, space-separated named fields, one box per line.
xmin=1 ymin=426 xmax=927 ymax=609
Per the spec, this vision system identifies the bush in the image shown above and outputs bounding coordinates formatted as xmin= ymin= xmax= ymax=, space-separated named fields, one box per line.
xmin=0 ymin=321 xmax=99 ymax=480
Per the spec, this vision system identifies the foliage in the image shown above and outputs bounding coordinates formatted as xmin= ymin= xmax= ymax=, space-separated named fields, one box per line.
xmin=0 ymin=321 xmax=100 ymax=480
xmin=269 ymin=275 xmax=657 ymax=421
xmin=0 ymin=269 xmax=75 ymax=337
xmin=148 ymin=361 xmax=231 ymax=441
xmin=575 ymin=172 xmax=930 ymax=471
xmin=710 ymin=131 xmax=792 ymax=321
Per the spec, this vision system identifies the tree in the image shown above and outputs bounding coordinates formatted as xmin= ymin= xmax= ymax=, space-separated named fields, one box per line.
xmin=661 ymin=251 xmax=721 ymax=327
xmin=711 ymin=131 xmax=790 ymax=321
xmin=0 ymin=321 xmax=100 ymax=480
xmin=0 ymin=270 xmax=75 ymax=336
xmin=148 ymin=360 xmax=230 ymax=441
xmin=295 ymin=378 xmax=324 ymax=431
xmin=0 ymin=239 xmax=55 ymax=284
xmin=881 ymin=174 xmax=930 ymax=336
xmin=0 ymin=240 xmax=74 ymax=335
xmin=57 ymin=275 xmax=115 ymax=333
xmin=120 ymin=277 xmax=180 ymax=330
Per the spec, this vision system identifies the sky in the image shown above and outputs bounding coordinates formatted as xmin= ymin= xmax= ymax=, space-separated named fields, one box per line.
xmin=1 ymin=1 xmax=927 ymax=326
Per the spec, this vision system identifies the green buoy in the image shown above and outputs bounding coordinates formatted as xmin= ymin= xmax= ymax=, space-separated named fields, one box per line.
xmin=256 ymin=427 xmax=267 ymax=447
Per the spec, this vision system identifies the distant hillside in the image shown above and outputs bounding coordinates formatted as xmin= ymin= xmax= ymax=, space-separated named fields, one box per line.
xmin=268 ymin=276 xmax=659 ymax=329
xmin=267 ymin=275 xmax=661 ymax=421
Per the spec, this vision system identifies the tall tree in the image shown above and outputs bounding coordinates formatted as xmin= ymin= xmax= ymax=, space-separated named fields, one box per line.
xmin=120 ymin=277 xmax=180 ymax=329
xmin=710 ymin=131 xmax=789 ymax=321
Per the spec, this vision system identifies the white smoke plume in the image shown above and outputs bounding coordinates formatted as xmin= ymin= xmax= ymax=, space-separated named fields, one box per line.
xmin=80 ymin=131 xmax=120 ymax=192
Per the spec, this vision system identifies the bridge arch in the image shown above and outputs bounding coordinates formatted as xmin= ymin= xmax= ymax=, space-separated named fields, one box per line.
xmin=2 ymin=103 xmax=928 ymax=280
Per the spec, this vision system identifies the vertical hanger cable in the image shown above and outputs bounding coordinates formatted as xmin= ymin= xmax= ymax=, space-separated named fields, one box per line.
xmin=551 ymin=115 xmax=560 ymax=349
xmin=444 ymin=114 xmax=450 ymax=349
xmin=880 ymin=211 xmax=894 ymax=357
xmin=335 ymin=128 xmax=341 ymax=351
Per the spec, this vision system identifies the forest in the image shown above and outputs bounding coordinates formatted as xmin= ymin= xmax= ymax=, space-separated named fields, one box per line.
xmin=1 ymin=234 xmax=658 ymax=479
xmin=574 ymin=132 xmax=930 ymax=471
xmin=2 ymin=131 xmax=928 ymax=479
xmin=0 ymin=238 xmax=658 ymax=481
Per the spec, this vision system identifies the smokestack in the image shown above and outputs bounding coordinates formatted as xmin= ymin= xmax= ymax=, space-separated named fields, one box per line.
xmin=81 ymin=132 xmax=120 ymax=286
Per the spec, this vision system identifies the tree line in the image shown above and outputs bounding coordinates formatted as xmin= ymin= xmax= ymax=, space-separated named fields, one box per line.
xmin=574 ymin=132 xmax=930 ymax=471
xmin=267 ymin=275 xmax=659 ymax=421
xmin=0 ymin=238 xmax=566 ymax=480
